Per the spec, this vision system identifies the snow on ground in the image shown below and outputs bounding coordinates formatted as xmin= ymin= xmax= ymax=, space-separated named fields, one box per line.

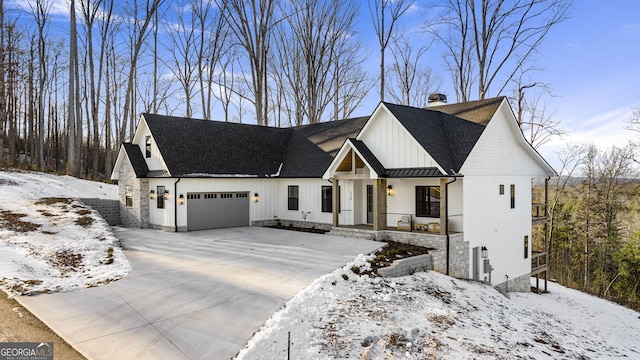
xmin=0 ymin=170 xmax=129 ymax=296
xmin=236 ymin=255 xmax=640 ymax=360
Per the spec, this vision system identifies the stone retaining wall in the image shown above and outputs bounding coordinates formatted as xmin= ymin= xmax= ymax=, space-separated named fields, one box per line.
xmin=78 ymin=198 xmax=120 ymax=226
xmin=252 ymin=219 xmax=333 ymax=232
xmin=494 ymin=271 xmax=531 ymax=293
xmin=377 ymin=254 xmax=433 ymax=277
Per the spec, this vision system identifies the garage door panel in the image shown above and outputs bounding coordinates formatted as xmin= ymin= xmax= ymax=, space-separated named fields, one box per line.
xmin=187 ymin=192 xmax=249 ymax=230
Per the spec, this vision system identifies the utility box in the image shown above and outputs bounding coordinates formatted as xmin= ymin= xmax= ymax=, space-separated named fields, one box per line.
xmin=483 ymin=259 xmax=491 ymax=273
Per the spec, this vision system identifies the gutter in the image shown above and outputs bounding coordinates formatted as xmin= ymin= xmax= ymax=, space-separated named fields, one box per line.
xmin=445 ymin=177 xmax=458 ymax=276
xmin=174 ymin=177 xmax=181 ymax=232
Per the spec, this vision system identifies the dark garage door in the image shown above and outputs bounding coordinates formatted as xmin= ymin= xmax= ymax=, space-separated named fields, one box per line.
xmin=187 ymin=192 xmax=250 ymax=230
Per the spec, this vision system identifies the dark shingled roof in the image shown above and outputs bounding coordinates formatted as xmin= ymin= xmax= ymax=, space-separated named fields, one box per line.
xmin=143 ymin=113 xmax=291 ymax=177
xmin=383 ymin=102 xmax=487 ymax=175
xmin=131 ymin=98 xmax=502 ymax=178
xmin=429 ymin=96 xmax=505 ymax=126
xmin=279 ymin=117 xmax=369 ymax=177
xmin=123 ymin=143 xmax=149 ymax=177
xmin=349 ymin=138 xmax=386 ymax=176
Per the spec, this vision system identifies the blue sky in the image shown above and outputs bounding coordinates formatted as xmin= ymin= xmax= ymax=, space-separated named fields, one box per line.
xmin=353 ymin=0 xmax=640 ymax=166
xmin=9 ymin=0 xmax=640 ymax=168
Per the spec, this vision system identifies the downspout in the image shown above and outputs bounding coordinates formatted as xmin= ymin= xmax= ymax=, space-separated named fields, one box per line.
xmin=445 ymin=177 xmax=458 ymax=276
xmin=174 ymin=177 xmax=181 ymax=232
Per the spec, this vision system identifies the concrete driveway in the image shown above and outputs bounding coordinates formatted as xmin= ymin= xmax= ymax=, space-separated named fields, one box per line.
xmin=17 ymin=226 xmax=383 ymax=359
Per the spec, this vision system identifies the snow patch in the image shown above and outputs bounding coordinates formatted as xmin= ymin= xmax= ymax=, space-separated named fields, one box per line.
xmin=0 ymin=170 xmax=129 ymax=296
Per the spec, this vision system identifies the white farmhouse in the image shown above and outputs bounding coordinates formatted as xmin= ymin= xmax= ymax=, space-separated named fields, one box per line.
xmin=111 ymin=96 xmax=555 ymax=292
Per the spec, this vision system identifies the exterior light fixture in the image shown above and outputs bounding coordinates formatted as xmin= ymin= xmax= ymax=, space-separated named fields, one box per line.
xmin=163 ymin=189 xmax=170 ymax=200
xmin=178 ymin=194 xmax=185 ymax=205
xmin=387 ymin=185 xmax=394 ymax=196
xmin=150 ymin=189 xmax=156 ymax=199
xmin=253 ymin=193 xmax=260 ymax=203
xmin=481 ymin=246 xmax=488 ymax=258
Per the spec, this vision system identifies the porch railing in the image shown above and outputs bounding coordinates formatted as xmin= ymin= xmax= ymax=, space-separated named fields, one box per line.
xmin=532 ymin=203 xmax=547 ymax=224
xmin=531 ymin=251 xmax=548 ymax=275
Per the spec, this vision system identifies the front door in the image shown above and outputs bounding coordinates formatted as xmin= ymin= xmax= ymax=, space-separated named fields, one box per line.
xmin=366 ymin=185 xmax=373 ymax=224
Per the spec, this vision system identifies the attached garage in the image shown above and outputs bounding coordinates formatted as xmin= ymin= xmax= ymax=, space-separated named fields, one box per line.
xmin=186 ymin=192 xmax=250 ymax=230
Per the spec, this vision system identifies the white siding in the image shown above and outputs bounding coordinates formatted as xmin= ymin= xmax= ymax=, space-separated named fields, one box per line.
xmin=385 ymin=179 xmax=463 ymax=230
xmin=131 ymin=120 xmax=166 ymax=172
xmin=148 ymin=178 xmax=279 ymax=230
xmin=358 ymin=108 xmax=441 ymax=169
xmin=463 ymin=175 xmax=532 ymax=283
xmin=461 ymin=104 xmax=552 ymax=177
xmin=278 ymin=179 xmax=353 ymax=225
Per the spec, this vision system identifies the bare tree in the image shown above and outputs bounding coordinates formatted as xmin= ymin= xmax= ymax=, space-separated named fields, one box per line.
xmin=29 ymin=0 xmax=51 ymax=171
xmin=164 ymin=3 xmax=198 ymax=118
xmin=432 ymin=0 xmax=572 ymax=101
xmin=332 ymin=35 xmax=372 ymax=121
xmin=219 ymin=0 xmax=277 ymax=126
xmin=0 ymin=0 xmax=5 ymax=165
xmin=369 ymin=0 xmax=414 ymax=102
xmin=276 ymin=0 xmax=359 ymax=125
xmin=193 ymin=0 xmax=228 ymax=120
xmin=511 ymin=80 xmax=564 ymax=148
xmin=120 ymin=0 xmax=165 ymax=142
xmin=386 ymin=34 xmax=441 ymax=107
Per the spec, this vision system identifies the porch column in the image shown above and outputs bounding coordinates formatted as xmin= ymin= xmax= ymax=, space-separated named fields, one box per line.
xmin=439 ymin=178 xmax=447 ymax=235
xmin=373 ymin=178 xmax=387 ymax=231
xmin=332 ymin=178 xmax=339 ymax=227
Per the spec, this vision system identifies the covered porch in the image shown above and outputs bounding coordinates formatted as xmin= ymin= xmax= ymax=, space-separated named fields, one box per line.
xmin=324 ymin=139 xmax=462 ymax=234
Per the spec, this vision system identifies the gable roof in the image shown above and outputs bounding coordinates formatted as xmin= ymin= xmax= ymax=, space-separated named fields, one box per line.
xmin=280 ymin=117 xmax=368 ymax=177
xmin=119 ymin=97 xmax=512 ymax=179
xmin=429 ymin=96 xmax=505 ymax=126
xmin=143 ymin=113 xmax=291 ymax=177
xmin=382 ymin=102 xmax=487 ymax=175
xmin=122 ymin=143 xmax=149 ymax=177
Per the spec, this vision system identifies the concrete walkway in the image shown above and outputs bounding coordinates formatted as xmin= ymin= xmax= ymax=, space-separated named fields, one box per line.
xmin=17 ymin=226 xmax=383 ymax=359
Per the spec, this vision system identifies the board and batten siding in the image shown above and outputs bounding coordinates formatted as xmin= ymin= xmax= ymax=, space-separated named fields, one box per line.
xmin=385 ymin=179 xmax=463 ymax=231
xmin=358 ymin=108 xmax=441 ymax=169
xmin=133 ymin=119 xmax=166 ymax=172
xmin=147 ymin=178 xmax=279 ymax=230
xmin=278 ymin=178 xmax=353 ymax=225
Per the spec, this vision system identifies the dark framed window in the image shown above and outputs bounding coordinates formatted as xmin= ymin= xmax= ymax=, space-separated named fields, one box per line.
xmin=499 ymin=184 xmax=504 ymax=195
xmin=321 ymin=186 xmax=341 ymax=213
xmin=416 ymin=186 xmax=440 ymax=217
xmin=288 ymin=185 xmax=299 ymax=210
xmin=524 ymin=235 xmax=529 ymax=259
xmin=157 ymin=185 xmax=165 ymax=209
xmin=125 ymin=185 xmax=133 ymax=207
xmin=145 ymin=136 xmax=151 ymax=158
xmin=510 ymin=184 xmax=515 ymax=209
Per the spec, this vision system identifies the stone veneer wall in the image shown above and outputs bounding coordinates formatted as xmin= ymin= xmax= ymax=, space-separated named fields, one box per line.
xmin=118 ymin=156 xmax=149 ymax=228
xmin=494 ymin=271 xmax=531 ymax=293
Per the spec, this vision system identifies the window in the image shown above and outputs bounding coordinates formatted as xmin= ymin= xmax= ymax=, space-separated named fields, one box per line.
xmin=510 ymin=184 xmax=515 ymax=209
xmin=321 ymin=186 xmax=332 ymax=212
xmin=157 ymin=186 xmax=165 ymax=209
xmin=524 ymin=235 xmax=529 ymax=259
xmin=288 ymin=185 xmax=299 ymax=210
xmin=499 ymin=184 xmax=504 ymax=195
xmin=145 ymin=136 xmax=151 ymax=158
xmin=321 ymin=186 xmax=341 ymax=213
xmin=125 ymin=186 xmax=133 ymax=207
xmin=416 ymin=186 xmax=440 ymax=217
